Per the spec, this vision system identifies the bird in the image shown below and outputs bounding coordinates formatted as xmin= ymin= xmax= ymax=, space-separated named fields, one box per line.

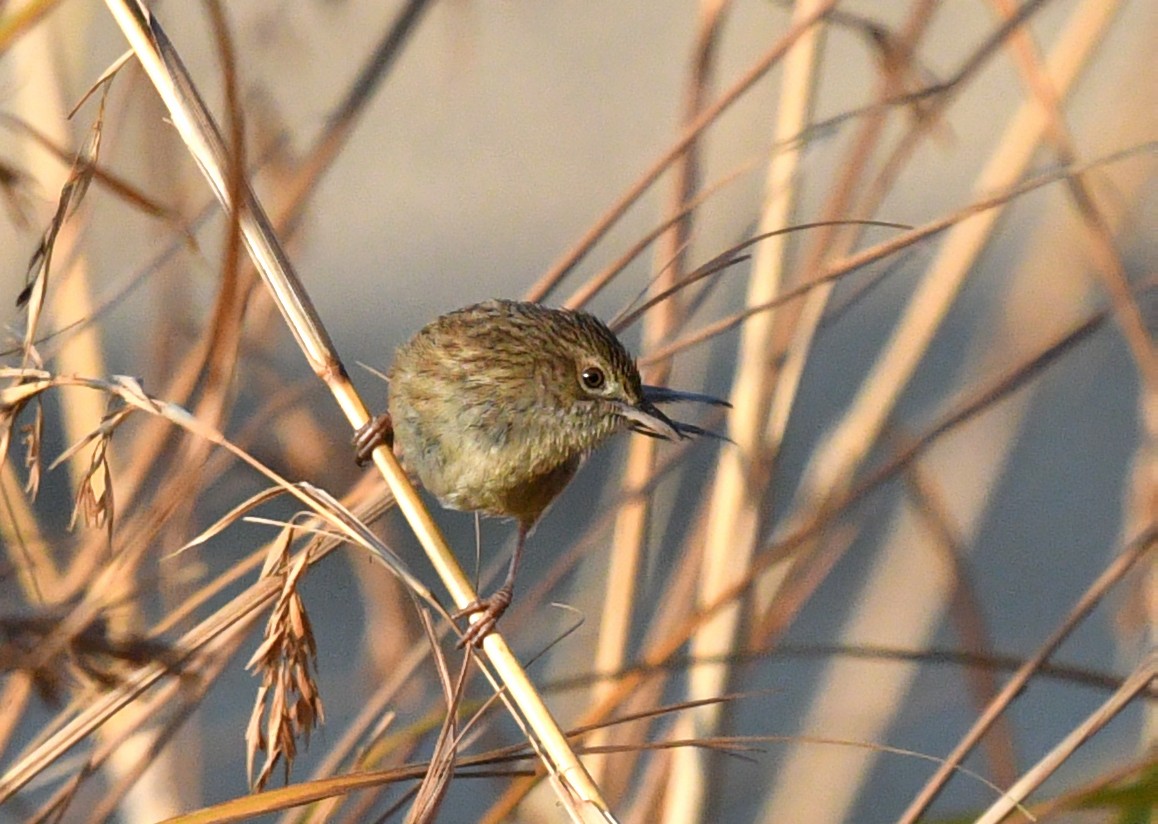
xmin=355 ymin=299 xmax=726 ymax=647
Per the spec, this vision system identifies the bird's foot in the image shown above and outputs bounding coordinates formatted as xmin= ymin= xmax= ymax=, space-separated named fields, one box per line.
xmin=353 ymin=413 xmax=394 ymax=466
xmin=453 ymin=585 xmax=512 ymax=648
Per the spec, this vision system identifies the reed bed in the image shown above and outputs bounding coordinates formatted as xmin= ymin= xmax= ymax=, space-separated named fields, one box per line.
xmin=0 ymin=1 xmax=1153 ymax=822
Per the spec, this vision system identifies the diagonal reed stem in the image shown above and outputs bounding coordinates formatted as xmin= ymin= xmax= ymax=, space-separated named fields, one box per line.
xmin=97 ymin=1 xmax=611 ymax=819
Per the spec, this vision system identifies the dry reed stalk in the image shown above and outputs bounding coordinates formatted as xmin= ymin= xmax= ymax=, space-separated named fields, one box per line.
xmin=1 ymin=2 xmax=1148 ymax=820
xmin=759 ymin=4 xmax=1124 ymax=816
xmin=736 ymin=10 xmax=953 ymax=807
xmin=612 ymin=510 xmax=713 ymax=821
xmin=29 ymin=623 xmax=242 ymax=824
xmin=480 ymin=434 xmax=719 ymax=821
xmin=786 ymin=0 xmax=1120 ymax=525
xmin=898 ymin=458 xmax=1018 ymax=787
xmin=95 ymin=1 xmax=611 ymax=820
xmin=103 ymin=0 xmax=415 ymax=515
xmin=476 ymin=287 xmax=1134 ymax=821
xmin=974 ymin=651 xmax=1156 ymax=824
xmin=661 ymin=2 xmax=830 ymax=821
xmin=526 ymin=2 xmax=837 ymax=304
xmin=989 ymin=0 xmax=1157 ymax=399
xmin=5 ymin=5 xmax=190 ymax=817
xmin=898 ymin=525 xmax=1156 ymax=823
xmin=753 ymin=2 xmax=939 ymax=619
xmin=587 ymin=0 xmax=731 ymax=798
xmin=0 ymin=459 xmax=59 ymax=604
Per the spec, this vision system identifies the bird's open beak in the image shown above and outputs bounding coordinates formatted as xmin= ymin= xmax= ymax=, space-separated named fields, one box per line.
xmin=616 ymin=400 xmax=683 ymax=441
xmin=629 ymin=386 xmax=734 ymax=442
xmin=641 ymin=385 xmax=731 ymax=408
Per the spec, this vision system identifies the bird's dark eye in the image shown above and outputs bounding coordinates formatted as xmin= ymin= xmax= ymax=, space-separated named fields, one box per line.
xmin=581 ymin=366 xmax=606 ymax=391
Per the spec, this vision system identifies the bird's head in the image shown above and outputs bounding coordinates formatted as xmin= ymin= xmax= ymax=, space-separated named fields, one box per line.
xmin=523 ymin=303 xmax=724 ymax=454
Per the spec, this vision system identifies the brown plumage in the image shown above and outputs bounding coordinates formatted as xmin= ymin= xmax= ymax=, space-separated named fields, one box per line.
xmin=356 ymin=299 xmax=725 ymax=646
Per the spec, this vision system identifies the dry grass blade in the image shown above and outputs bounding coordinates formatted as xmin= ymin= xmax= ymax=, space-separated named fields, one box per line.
xmin=97 ymin=2 xmax=609 ymax=815
xmin=177 ymin=486 xmax=299 ymax=556
xmin=1 ymin=369 xmax=52 ymax=489
xmin=643 ymin=733 xmax=1031 ymax=813
xmin=403 ymin=612 xmax=462 ymax=824
xmin=490 ymin=293 xmax=1137 ymax=816
xmin=544 ymin=642 xmax=1146 ymax=697
xmin=898 ymin=526 xmax=1156 ymax=823
xmin=0 ymin=375 xmax=389 ymax=801
xmin=525 ymin=0 xmax=838 ymax=301
xmin=973 ymin=652 xmax=1157 ymax=824
xmin=665 ymin=2 xmax=829 ymax=820
xmin=172 ymin=479 xmax=427 ymax=609
xmin=16 ymin=81 xmax=110 ymax=345
xmin=589 ymin=2 xmax=730 ymax=796
xmin=63 ymin=406 xmax=120 ymax=541
xmin=611 ymin=219 xmax=909 ymax=333
xmin=0 ymin=111 xmax=184 ymax=232
xmin=18 ymin=393 xmax=43 ymax=499
xmin=69 ymin=50 xmax=134 ymax=118
xmin=1 ymin=2 xmax=1146 ymax=819
xmin=639 ymin=143 xmax=1155 ymax=366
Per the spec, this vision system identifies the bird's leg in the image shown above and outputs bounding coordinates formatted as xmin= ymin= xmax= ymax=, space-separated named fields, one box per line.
xmin=455 ymin=523 xmax=528 ymax=648
xmin=353 ymin=412 xmax=394 ymax=466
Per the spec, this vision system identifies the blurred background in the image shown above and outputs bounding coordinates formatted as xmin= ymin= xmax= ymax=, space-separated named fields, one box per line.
xmin=0 ymin=1 xmax=1154 ymax=822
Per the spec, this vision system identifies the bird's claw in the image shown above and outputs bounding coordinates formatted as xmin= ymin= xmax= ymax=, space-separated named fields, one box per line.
xmin=454 ymin=586 xmax=512 ymax=648
xmin=354 ymin=413 xmax=394 ymax=466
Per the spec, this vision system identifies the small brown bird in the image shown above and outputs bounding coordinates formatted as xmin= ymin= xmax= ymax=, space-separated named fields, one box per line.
xmin=356 ymin=299 xmax=725 ymax=646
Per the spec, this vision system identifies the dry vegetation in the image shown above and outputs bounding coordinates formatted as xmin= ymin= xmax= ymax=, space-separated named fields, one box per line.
xmin=0 ymin=1 xmax=1154 ymax=822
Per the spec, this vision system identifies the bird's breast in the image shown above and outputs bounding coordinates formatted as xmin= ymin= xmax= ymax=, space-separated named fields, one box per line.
xmin=392 ymin=399 xmax=586 ymax=523
xmin=446 ymin=454 xmax=582 ymax=526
